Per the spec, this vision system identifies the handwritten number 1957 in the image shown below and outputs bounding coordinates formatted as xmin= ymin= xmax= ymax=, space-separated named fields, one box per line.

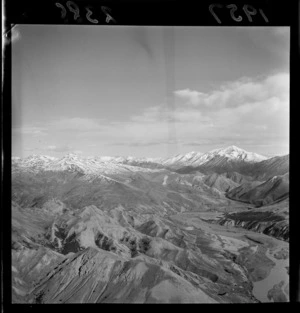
xmin=209 ymin=4 xmax=269 ymax=24
xmin=226 ymin=4 xmax=243 ymax=22
xmin=101 ymin=6 xmax=116 ymax=24
xmin=55 ymin=1 xmax=116 ymax=24
xmin=86 ymin=7 xmax=98 ymax=24
xmin=66 ymin=1 xmax=80 ymax=20
xmin=55 ymin=2 xmax=67 ymax=18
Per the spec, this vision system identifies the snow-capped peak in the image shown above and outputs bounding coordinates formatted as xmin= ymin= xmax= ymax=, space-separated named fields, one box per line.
xmin=209 ymin=146 xmax=267 ymax=162
xmin=216 ymin=145 xmax=242 ymax=153
xmin=161 ymin=145 xmax=268 ymax=168
xmin=12 ymin=153 xmax=163 ymax=176
xmin=162 ymin=151 xmax=204 ymax=167
xmin=12 ymin=145 xmax=269 ymax=174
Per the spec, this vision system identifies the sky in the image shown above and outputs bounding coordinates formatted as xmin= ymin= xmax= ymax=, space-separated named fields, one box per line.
xmin=12 ymin=25 xmax=290 ymax=158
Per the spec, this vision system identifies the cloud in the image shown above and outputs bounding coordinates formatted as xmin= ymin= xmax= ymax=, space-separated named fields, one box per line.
xmin=12 ymin=126 xmax=47 ymax=136
xmin=174 ymin=89 xmax=205 ymax=106
xmin=126 ymin=72 xmax=289 ymax=151
xmin=72 ymin=150 xmax=83 ymax=155
xmin=24 ymin=147 xmax=39 ymax=152
xmin=42 ymin=145 xmax=74 ymax=153
xmin=183 ymin=139 xmax=219 ymax=146
xmin=174 ymin=72 xmax=289 ymax=110
xmin=49 ymin=118 xmax=104 ymax=132
xmin=15 ymin=72 xmax=289 ymax=156
xmin=92 ymin=72 xmax=289 ymax=154
xmin=109 ymin=141 xmax=165 ymax=147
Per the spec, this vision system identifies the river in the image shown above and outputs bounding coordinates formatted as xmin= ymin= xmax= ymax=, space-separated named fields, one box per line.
xmin=252 ymin=247 xmax=289 ymax=302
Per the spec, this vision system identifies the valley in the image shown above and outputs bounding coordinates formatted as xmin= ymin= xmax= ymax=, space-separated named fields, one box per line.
xmin=11 ymin=146 xmax=289 ymax=303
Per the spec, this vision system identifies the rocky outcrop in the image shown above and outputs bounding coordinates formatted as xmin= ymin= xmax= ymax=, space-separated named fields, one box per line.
xmin=215 ymin=211 xmax=289 ymax=242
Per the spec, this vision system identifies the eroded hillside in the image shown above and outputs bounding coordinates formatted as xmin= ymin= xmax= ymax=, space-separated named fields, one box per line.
xmin=11 ymin=150 xmax=289 ymax=303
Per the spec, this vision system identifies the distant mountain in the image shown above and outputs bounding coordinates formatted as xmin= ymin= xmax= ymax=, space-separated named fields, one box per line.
xmin=176 ymin=149 xmax=288 ymax=180
xmin=12 ymin=153 xmax=166 ymax=175
xmin=161 ymin=151 xmax=205 ymax=169
xmin=119 ymin=157 xmax=165 ymax=170
xmin=244 ymin=155 xmax=289 ymax=180
xmin=226 ymin=173 xmax=289 ymax=207
xmin=12 ymin=153 xmax=163 ymax=177
xmin=12 ymin=155 xmax=57 ymax=172
xmin=163 ymin=146 xmax=267 ymax=170
xmin=13 ymin=146 xmax=288 ymax=183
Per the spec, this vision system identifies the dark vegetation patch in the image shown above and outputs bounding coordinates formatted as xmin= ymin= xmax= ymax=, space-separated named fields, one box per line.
xmin=35 ymin=291 xmax=45 ymax=304
xmin=60 ymin=233 xmax=82 ymax=254
xmin=225 ymin=211 xmax=285 ymax=223
xmin=44 ymin=225 xmax=82 ymax=254
xmin=119 ymin=235 xmax=152 ymax=257
xmin=119 ymin=234 xmax=138 ymax=257
xmin=138 ymin=237 xmax=151 ymax=254
xmin=244 ymin=236 xmax=263 ymax=245
xmin=170 ymin=265 xmax=182 ymax=277
xmin=222 ymin=250 xmax=237 ymax=263
xmin=262 ymin=223 xmax=289 ymax=241
xmin=95 ymin=232 xmax=116 ymax=252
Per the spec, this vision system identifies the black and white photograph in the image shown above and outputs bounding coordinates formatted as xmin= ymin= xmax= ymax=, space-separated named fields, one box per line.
xmin=10 ymin=20 xmax=290 ymax=303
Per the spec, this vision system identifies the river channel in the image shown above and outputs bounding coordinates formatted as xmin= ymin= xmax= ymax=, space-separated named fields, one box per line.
xmin=252 ymin=247 xmax=289 ymax=302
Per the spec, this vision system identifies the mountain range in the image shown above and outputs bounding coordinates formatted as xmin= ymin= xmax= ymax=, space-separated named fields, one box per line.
xmin=11 ymin=145 xmax=290 ymax=303
xmin=13 ymin=145 xmax=287 ymax=175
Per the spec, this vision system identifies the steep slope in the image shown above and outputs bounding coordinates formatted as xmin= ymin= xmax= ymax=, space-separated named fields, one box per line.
xmin=202 ymin=173 xmax=239 ymax=192
xmin=13 ymin=163 xmax=244 ymax=216
xmin=177 ymin=152 xmax=288 ymax=181
xmin=226 ymin=173 xmax=289 ymax=207
xmin=12 ymin=200 xmax=258 ymax=303
xmin=214 ymin=198 xmax=289 ymax=242
xmin=162 ymin=151 xmax=204 ymax=169
xmin=222 ymin=172 xmax=255 ymax=184
xmin=245 ymin=155 xmax=289 ymax=180
xmin=28 ymin=247 xmax=219 ymax=304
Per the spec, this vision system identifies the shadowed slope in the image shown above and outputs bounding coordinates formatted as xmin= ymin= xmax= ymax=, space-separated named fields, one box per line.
xmin=226 ymin=173 xmax=289 ymax=206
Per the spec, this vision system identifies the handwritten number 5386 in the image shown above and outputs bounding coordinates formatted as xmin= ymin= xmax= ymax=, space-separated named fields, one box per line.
xmin=209 ymin=4 xmax=269 ymax=24
xmin=55 ymin=1 xmax=116 ymax=24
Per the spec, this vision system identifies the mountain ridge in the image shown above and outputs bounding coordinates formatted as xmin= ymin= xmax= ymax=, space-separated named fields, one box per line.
xmin=12 ymin=145 xmax=275 ymax=173
xmin=11 ymin=144 xmax=289 ymax=303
